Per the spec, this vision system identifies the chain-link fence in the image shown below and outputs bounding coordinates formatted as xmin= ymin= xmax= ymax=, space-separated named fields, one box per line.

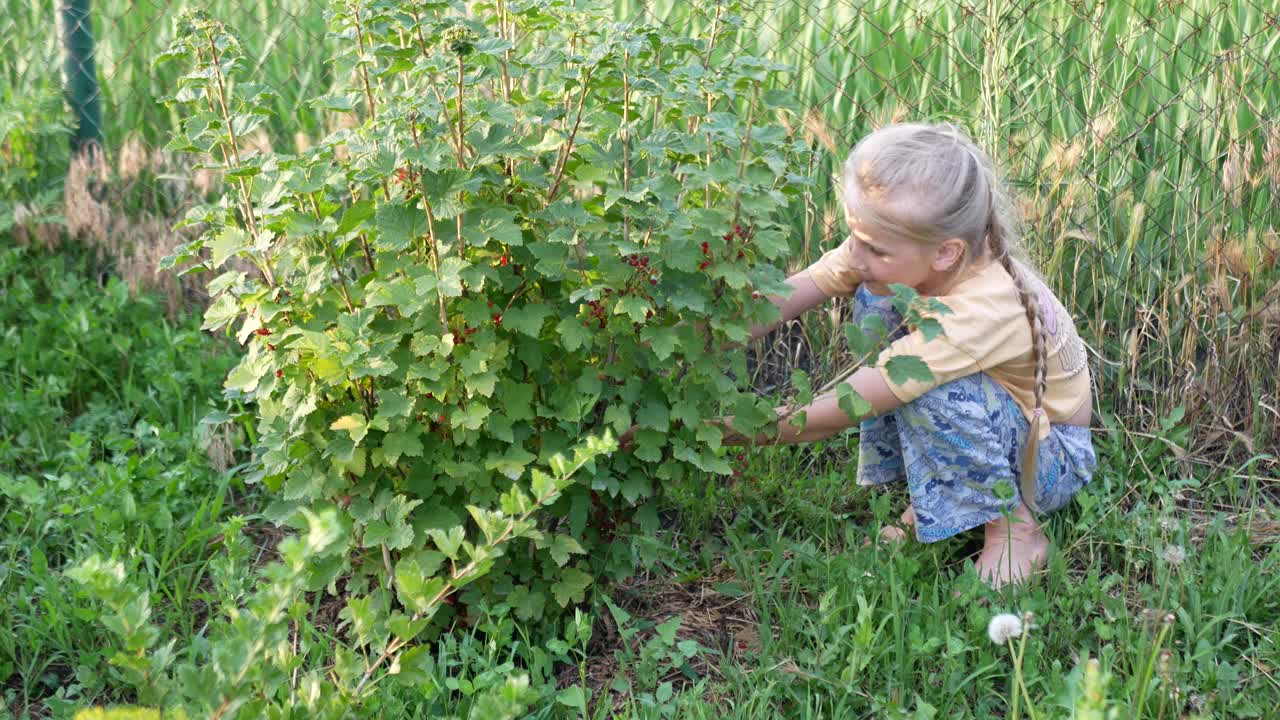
xmin=3 ymin=0 xmax=1278 ymax=459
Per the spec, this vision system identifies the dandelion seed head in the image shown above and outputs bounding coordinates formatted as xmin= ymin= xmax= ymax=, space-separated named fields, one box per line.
xmin=987 ymin=613 xmax=1023 ymax=645
xmin=1161 ymin=544 xmax=1187 ymax=566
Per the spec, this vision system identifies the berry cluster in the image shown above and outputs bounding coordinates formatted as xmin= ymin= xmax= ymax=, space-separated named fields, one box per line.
xmin=583 ymin=295 xmax=610 ymax=329
xmin=624 ymin=253 xmax=660 ymax=286
xmin=699 ymin=223 xmax=754 ymax=271
xmin=392 ymin=165 xmax=416 ymax=199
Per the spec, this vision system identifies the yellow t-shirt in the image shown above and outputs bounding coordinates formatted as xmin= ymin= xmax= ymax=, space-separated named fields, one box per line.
xmin=807 ymin=247 xmax=1092 ymax=436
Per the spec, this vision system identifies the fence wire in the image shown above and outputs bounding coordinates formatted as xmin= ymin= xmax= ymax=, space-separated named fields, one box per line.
xmin=3 ymin=0 xmax=1278 ymax=458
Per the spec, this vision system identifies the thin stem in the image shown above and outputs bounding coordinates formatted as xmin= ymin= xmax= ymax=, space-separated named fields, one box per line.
xmin=203 ymin=32 xmax=274 ymax=289
xmin=455 ymin=53 xmax=466 ymax=258
xmin=409 ymin=122 xmax=449 ymax=333
xmin=546 ymin=66 xmax=595 ymax=204
xmin=732 ymin=81 xmax=760 ymax=222
xmin=311 ymin=194 xmax=355 ymax=313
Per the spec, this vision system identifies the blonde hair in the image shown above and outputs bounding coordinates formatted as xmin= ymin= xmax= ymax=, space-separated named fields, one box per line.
xmin=841 ymin=121 xmax=1049 ymax=418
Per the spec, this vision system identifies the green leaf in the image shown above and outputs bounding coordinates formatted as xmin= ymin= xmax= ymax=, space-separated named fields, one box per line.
xmin=484 ymin=445 xmax=537 ymax=481
xmin=556 ymin=686 xmax=588 ymax=712
xmin=376 ymin=202 xmax=427 ymax=251
xmin=202 ymin=293 xmax=239 ymax=331
xmin=467 ymin=207 xmax=523 ymax=246
xmin=451 ymin=403 xmax=491 ymax=431
xmin=504 ymin=304 xmax=552 ymax=337
xmin=550 ymin=567 xmax=593 ymax=607
xmin=917 ymin=317 xmax=945 ymax=342
xmin=395 ymin=553 xmax=446 ymax=613
xmin=374 ymin=389 xmax=413 ymax=422
xmin=428 ymin=526 xmax=466 ymax=559
xmin=636 ymin=401 xmax=669 ymax=432
xmin=366 ymin=277 xmax=425 ymax=316
xmin=604 ymin=405 xmax=631 ymax=434
xmin=530 ymin=469 xmax=557 ymax=502
xmin=640 ymin=325 xmax=677 ymax=360
xmin=845 ymin=321 xmax=879 ymax=357
xmin=656 ymin=616 xmax=681 ymax=645
xmin=791 ymin=369 xmax=813 ymax=406
xmin=556 ymin=315 xmax=592 ymax=351
xmin=383 ymin=430 xmax=424 ymax=464
xmin=364 ymin=495 xmax=421 ymax=550
xmin=330 ymin=414 xmax=369 ymax=444
xmin=546 ymin=535 xmax=585 ymax=567
xmin=836 ymin=383 xmax=873 ymax=423
xmin=208 ymin=226 xmax=250 ymax=267
xmin=884 ymin=356 xmax=934 ymax=386
xmin=336 ymin=199 xmax=376 ymax=236
xmin=729 ymin=394 xmax=773 ymax=437
xmin=614 ymin=296 xmax=651 ymax=323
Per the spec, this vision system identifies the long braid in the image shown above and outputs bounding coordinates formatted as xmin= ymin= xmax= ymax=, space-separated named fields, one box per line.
xmin=982 ymin=164 xmax=1049 ymax=512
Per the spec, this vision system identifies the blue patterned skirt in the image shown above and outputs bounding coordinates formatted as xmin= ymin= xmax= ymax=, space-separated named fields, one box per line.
xmin=852 ymin=286 xmax=1097 ymax=542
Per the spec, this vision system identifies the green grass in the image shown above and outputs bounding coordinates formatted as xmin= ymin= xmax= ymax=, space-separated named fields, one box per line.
xmin=612 ymin=428 xmax=1278 ymax=718
xmin=0 ymin=245 xmax=249 ymax=716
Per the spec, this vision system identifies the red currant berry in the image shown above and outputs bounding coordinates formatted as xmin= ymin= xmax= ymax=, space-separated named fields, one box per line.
xmin=492 ymin=313 xmax=502 ymax=325
xmin=256 ymin=327 xmax=271 ymax=336
xmin=751 ymin=291 xmax=761 ymax=300
xmin=267 ymin=343 xmax=276 ymax=351
xmin=275 ymin=369 xmax=283 ymax=378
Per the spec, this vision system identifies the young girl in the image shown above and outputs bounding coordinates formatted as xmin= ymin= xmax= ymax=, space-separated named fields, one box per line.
xmin=725 ymin=122 xmax=1096 ymax=588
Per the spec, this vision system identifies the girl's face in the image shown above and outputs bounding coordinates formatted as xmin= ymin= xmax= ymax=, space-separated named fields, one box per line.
xmin=843 ymin=211 xmax=957 ymax=296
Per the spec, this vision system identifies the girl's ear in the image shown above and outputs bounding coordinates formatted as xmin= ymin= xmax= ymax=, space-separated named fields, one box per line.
xmin=932 ymin=238 xmax=967 ymax=272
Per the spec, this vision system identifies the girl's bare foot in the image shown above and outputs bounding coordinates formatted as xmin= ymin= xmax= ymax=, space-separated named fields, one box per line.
xmin=976 ymin=503 xmax=1049 ymax=588
xmin=873 ymin=506 xmax=916 ymax=544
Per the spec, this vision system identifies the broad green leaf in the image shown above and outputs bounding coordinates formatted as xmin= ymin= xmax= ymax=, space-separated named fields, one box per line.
xmin=791 ymin=369 xmax=813 ymax=406
xmin=395 ymin=554 xmax=446 ymax=613
xmin=550 ymin=567 xmax=593 ymax=607
xmin=330 ymin=414 xmax=369 ymax=444
xmin=640 ymin=325 xmax=677 ymax=360
xmin=636 ymin=401 xmax=669 ymax=432
xmin=208 ymin=226 xmax=250 ymax=267
xmin=614 ymin=296 xmax=651 ymax=323
xmin=504 ymin=304 xmax=552 ymax=337
xmin=556 ymin=315 xmax=592 ymax=351
xmin=604 ymin=405 xmax=631 ymax=434
xmin=376 ymin=202 xmax=427 ymax=251
xmin=201 ymin=293 xmax=239 ymax=331
xmin=884 ymin=356 xmax=934 ymax=386
xmin=428 ymin=526 xmax=466 ymax=560
xmin=383 ymin=430 xmax=424 ymax=464
xmin=917 ymin=317 xmax=944 ymax=342
xmin=836 ymin=383 xmax=873 ymax=423
xmin=546 ymin=534 xmax=585 ymax=567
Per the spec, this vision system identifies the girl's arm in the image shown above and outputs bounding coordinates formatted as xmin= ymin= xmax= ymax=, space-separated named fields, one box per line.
xmin=748 ymin=270 xmax=829 ymax=341
xmin=723 ymin=366 xmax=901 ymax=445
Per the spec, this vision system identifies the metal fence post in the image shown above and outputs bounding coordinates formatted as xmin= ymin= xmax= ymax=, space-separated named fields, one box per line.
xmin=59 ymin=0 xmax=103 ymax=153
